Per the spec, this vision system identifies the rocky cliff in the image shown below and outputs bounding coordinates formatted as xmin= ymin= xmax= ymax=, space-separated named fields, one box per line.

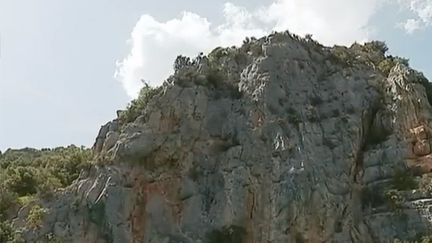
xmin=11 ymin=32 xmax=432 ymax=242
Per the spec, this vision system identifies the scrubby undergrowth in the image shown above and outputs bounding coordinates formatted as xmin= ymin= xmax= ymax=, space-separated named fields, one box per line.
xmin=0 ymin=146 xmax=91 ymax=241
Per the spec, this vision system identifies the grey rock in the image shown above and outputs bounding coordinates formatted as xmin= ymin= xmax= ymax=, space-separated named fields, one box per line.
xmin=17 ymin=32 xmax=432 ymax=243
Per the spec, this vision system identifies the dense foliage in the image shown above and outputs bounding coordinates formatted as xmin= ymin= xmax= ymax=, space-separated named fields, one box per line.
xmin=0 ymin=146 xmax=91 ymax=221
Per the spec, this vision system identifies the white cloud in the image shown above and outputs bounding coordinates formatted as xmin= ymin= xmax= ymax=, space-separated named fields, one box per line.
xmin=217 ymin=3 xmax=268 ymax=46
xmin=401 ymin=18 xmax=423 ymax=33
xmin=114 ymin=12 xmax=214 ymax=98
xmin=398 ymin=0 xmax=432 ymax=33
xmin=410 ymin=0 xmax=432 ymax=23
xmin=114 ymin=4 xmax=266 ymax=98
xmin=264 ymin=0 xmax=383 ymax=45
xmin=116 ymin=0 xmax=385 ymax=98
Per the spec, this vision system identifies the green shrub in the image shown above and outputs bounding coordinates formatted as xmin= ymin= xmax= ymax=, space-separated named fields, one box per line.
xmin=17 ymin=195 xmax=36 ymax=207
xmin=363 ymin=41 xmax=388 ymax=55
xmin=0 ymin=223 xmax=25 ymax=243
xmin=201 ymin=62 xmax=241 ymax=99
xmin=330 ymin=46 xmax=355 ymax=67
xmin=173 ymin=55 xmax=192 ymax=73
xmin=0 ymin=148 xmax=40 ymax=168
xmin=4 ymin=166 xmax=39 ymax=196
xmin=419 ymin=174 xmax=432 ymax=194
xmin=0 ymin=146 xmax=90 ymax=230
xmin=378 ymin=59 xmax=397 ymax=76
xmin=208 ymin=47 xmax=228 ymax=63
xmin=0 ymin=146 xmax=91 ymax=197
xmin=206 ymin=68 xmax=226 ymax=89
xmin=391 ymin=169 xmax=418 ymax=191
xmin=0 ymin=186 xmax=18 ymax=220
xmin=0 ymin=220 xmax=14 ymax=242
xmin=48 ymin=146 xmax=92 ymax=187
xmin=26 ymin=205 xmax=48 ymax=229
xmin=118 ymin=85 xmax=162 ymax=125
xmin=36 ymin=171 xmax=62 ymax=199
xmin=378 ymin=56 xmax=410 ymax=76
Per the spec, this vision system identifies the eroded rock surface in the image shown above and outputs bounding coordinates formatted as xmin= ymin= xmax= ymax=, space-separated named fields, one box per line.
xmin=14 ymin=32 xmax=432 ymax=243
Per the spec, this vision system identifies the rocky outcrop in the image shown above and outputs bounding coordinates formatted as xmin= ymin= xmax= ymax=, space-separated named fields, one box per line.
xmin=93 ymin=120 xmax=120 ymax=155
xmin=13 ymin=32 xmax=432 ymax=242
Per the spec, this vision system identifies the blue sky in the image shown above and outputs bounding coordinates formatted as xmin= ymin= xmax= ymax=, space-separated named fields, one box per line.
xmin=0 ymin=0 xmax=431 ymax=150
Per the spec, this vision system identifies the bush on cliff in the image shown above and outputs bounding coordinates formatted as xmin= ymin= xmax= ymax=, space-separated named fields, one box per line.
xmin=118 ymin=84 xmax=162 ymax=125
xmin=0 ymin=146 xmax=91 ymax=218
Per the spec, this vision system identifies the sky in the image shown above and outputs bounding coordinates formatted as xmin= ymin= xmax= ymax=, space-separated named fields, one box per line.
xmin=0 ymin=0 xmax=431 ymax=150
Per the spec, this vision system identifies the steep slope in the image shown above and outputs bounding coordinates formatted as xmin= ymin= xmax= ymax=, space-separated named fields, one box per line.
xmin=9 ymin=32 xmax=432 ymax=243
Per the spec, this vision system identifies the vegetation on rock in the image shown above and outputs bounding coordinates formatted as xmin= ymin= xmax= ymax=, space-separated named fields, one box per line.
xmin=26 ymin=205 xmax=48 ymax=229
xmin=118 ymin=84 xmax=163 ymax=125
xmin=0 ymin=146 xmax=91 ymax=240
xmin=330 ymin=40 xmax=409 ymax=76
xmin=1 ymin=31 xmax=432 ymax=242
xmin=391 ymin=169 xmax=418 ymax=191
xmin=0 ymin=146 xmax=91 ymax=201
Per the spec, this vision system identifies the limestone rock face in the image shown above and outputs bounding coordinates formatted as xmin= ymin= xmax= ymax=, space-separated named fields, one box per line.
xmin=17 ymin=33 xmax=432 ymax=242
